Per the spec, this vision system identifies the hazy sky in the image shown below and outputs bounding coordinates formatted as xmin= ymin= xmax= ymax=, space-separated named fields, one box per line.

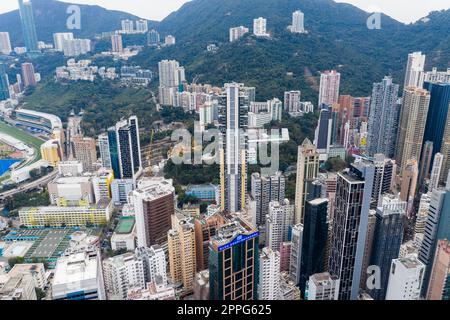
xmin=0 ymin=0 xmax=449 ymax=23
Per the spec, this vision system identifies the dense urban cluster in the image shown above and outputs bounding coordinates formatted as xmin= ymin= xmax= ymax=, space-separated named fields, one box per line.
xmin=0 ymin=0 xmax=449 ymax=302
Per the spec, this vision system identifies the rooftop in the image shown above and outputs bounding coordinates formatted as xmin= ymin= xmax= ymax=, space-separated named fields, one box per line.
xmin=115 ymin=216 xmax=135 ymax=234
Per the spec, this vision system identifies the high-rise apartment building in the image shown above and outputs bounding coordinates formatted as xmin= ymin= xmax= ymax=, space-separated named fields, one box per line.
xmin=0 ymin=32 xmax=12 ymax=55
xmin=132 ymin=177 xmax=175 ymax=247
xmin=386 ymin=257 xmax=425 ymax=300
xmin=103 ymin=252 xmax=146 ymax=300
xmin=291 ymin=10 xmax=305 ymax=33
xmin=98 ymin=133 xmax=112 ymax=169
xmin=369 ymin=195 xmax=406 ymax=300
xmin=266 ymin=200 xmax=294 ymax=252
xmin=399 ymin=159 xmax=419 ymax=217
xmin=147 ymin=29 xmax=160 ymax=46
xmin=168 ymin=216 xmax=196 ymax=294
xmin=426 ymin=239 xmax=450 ymax=300
xmin=135 ymin=246 xmax=168 ymax=285
xmin=0 ymin=63 xmax=10 ymax=101
xmin=367 ymin=76 xmax=400 ymax=158
xmin=318 ymin=70 xmax=341 ymax=106
xmin=258 ymin=247 xmax=280 ymax=300
xmin=53 ymin=33 xmax=74 ymax=52
xmin=194 ymin=212 xmax=227 ymax=272
xmin=430 ymin=153 xmax=444 ymax=190
xmin=18 ymin=0 xmax=39 ymax=53
xmin=284 ymin=90 xmax=301 ymax=113
xmin=158 ymin=60 xmax=185 ymax=106
xmin=209 ymin=217 xmax=259 ymax=300
xmin=229 ymin=26 xmax=249 ymax=42
xmin=253 ymin=17 xmax=268 ymax=37
xmin=219 ymin=83 xmax=249 ymax=214
xmin=419 ymin=141 xmax=434 ymax=188
xmin=72 ymin=135 xmax=97 ymax=172
xmin=62 ymin=38 xmax=91 ymax=56
xmin=418 ymin=175 xmax=450 ymax=296
xmin=307 ymin=272 xmax=340 ymax=300
xmin=329 ymin=161 xmax=375 ymax=300
xmin=21 ymin=62 xmax=36 ymax=87
xmin=290 ymin=224 xmax=304 ymax=286
xmin=404 ymin=51 xmax=426 ymax=88
xmin=294 ymin=139 xmax=320 ymax=224
xmin=111 ymin=33 xmax=123 ymax=53
xmin=251 ymin=171 xmax=285 ymax=226
xmin=396 ymin=87 xmax=431 ymax=171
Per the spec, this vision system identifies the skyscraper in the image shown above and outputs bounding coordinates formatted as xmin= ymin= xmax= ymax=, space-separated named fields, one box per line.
xmin=314 ymin=107 xmax=333 ymax=160
xmin=329 ymin=161 xmax=375 ymax=300
xmin=396 ymin=87 xmax=431 ymax=171
xmin=72 ymin=135 xmax=97 ymax=173
xmin=284 ymin=91 xmax=301 ymax=113
xmin=253 ymin=17 xmax=268 ymax=37
xmin=386 ymin=257 xmax=425 ymax=300
xmin=219 ymin=83 xmax=249 ymax=214
xmin=291 ymin=10 xmax=305 ymax=33
xmin=158 ymin=60 xmax=185 ymax=106
xmin=251 ymin=171 xmax=285 ymax=226
xmin=194 ymin=212 xmax=227 ymax=272
xmin=418 ymin=174 xmax=450 ymax=296
xmin=147 ymin=29 xmax=160 ymax=46
xmin=53 ymin=33 xmax=74 ymax=52
xmin=299 ymin=198 xmax=329 ymax=294
xmin=0 ymin=32 xmax=12 ymax=55
xmin=258 ymin=247 xmax=281 ymax=300
xmin=266 ymin=200 xmax=294 ymax=252
xmin=426 ymin=239 xmax=450 ymax=300
xmin=423 ymin=82 xmax=450 ymax=156
xmin=18 ymin=0 xmax=39 ymax=53
xmin=98 ymin=133 xmax=112 ymax=169
xmin=318 ymin=70 xmax=341 ymax=106
xmin=209 ymin=217 xmax=259 ymax=300
xmin=354 ymin=154 xmax=395 ymax=209
xmin=367 ymin=76 xmax=400 ymax=158
xmin=419 ymin=141 xmax=434 ymax=188
xmin=108 ymin=116 xmax=142 ymax=180
xmin=0 ymin=64 xmax=10 ymax=101
xmin=229 ymin=26 xmax=249 ymax=42
xmin=404 ymin=51 xmax=426 ymax=88
xmin=21 ymin=62 xmax=36 ymax=87
xmin=430 ymin=153 xmax=444 ymax=191
xmin=111 ymin=33 xmax=123 ymax=53
xmin=307 ymin=272 xmax=340 ymax=300
xmin=289 ymin=224 xmax=304 ymax=286
xmin=294 ymin=139 xmax=320 ymax=224
xmin=132 ymin=178 xmax=175 ymax=247
xmin=369 ymin=195 xmax=406 ymax=300
xmin=399 ymin=159 xmax=419 ymax=217
xmin=168 ymin=215 xmax=196 ymax=294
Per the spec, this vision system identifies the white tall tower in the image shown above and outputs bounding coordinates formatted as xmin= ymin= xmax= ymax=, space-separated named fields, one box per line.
xmin=258 ymin=247 xmax=281 ymax=300
xmin=404 ymin=51 xmax=426 ymax=88
xmin=318 ymin=70 xmax=341 ymax=106
xmin=429 ymin=153 xmax=444 ymax=191
xmin=253 ymin=17 xmax=268 ymax=37
xmin=386 ymin=257 xmax=425 ymax=300
xmin=291 ymin=10 xmax=305 ymax=33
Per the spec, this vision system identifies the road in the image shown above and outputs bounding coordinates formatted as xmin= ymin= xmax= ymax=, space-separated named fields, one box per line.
xmin=0 ymin=170 xmax=58 ymax=200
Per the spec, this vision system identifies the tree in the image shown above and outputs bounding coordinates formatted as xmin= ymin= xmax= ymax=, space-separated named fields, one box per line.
xmin=8 ymin=257 xmax=25 ymax=268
